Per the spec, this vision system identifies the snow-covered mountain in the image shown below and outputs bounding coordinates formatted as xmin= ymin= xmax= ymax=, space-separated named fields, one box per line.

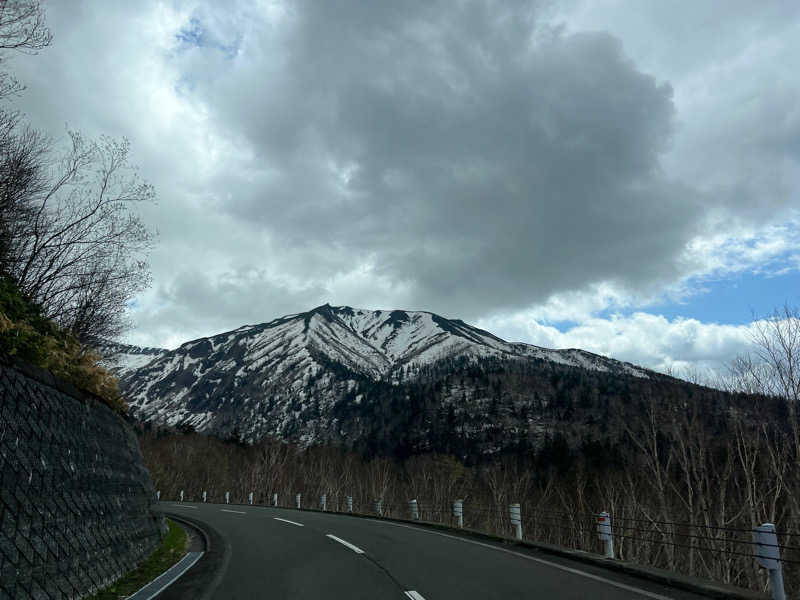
xmin=112 ymin=304 xmax=653 ymax=453
xmin=98 ymin=342 xmax=168 ymax=380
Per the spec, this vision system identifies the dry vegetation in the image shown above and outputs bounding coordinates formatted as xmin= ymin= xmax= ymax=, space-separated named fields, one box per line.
xmin=140 ymin=383 xmax=799 ymax=597
xmin=0 ymin=275 xmax=124 ymax=411
xmin=137 ymin=305 xmax=800 ymax=599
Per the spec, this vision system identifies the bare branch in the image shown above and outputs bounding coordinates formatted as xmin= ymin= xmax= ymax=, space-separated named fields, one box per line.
xmin=2 ymin=128 xmax=156 ymax=342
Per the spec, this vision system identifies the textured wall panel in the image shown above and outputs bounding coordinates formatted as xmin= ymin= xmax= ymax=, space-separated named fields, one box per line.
xmin=0 ymin=356 xmax=163 ymax=599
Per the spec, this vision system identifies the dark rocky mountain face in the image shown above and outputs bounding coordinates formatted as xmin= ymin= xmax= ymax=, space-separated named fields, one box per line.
xmin=105 ymin=304 xmax=724 ymax=458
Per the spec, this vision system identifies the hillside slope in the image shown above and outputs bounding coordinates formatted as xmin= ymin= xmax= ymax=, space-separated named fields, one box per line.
xmin=110 ymin=304 xmax=663 ymax=454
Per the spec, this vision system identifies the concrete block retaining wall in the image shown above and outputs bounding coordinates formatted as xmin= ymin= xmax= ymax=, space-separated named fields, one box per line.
xmin=0 ymin=356 xmax=163 ymax=599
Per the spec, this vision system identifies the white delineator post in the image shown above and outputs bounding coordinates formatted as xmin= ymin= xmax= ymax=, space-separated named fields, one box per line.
xmin=225 ymin=491 xmax=230 ymax=504
xmin=202 ymin=490 xmax=207 ymax=503
xmin=296 ymin=493 xmax=301 ymax=509
xmin=273 ymin=493 xmax=278 ymax=507
xmin=409 ymin=499 xmax=419 ymax=520
xmin=346 ymin=496 xmax=353 ymax=513
xmin=596 ymin=511 xmax=615 ymax=559
xmin=453 ymin=500 xmax=464 ymax=528
xmin=179 ymin=490 xmax=184 ymax=502
xmin=321 ymin=494 xmax=327 ymax=512
xmin=156 ymin=490 xmax=160 ymax=501
xmin=376 ymin=499 xmax=383 ymax=516
xmin=509 ymin=504 xmax=523 ymax=540
xmin=753 ymin=523 xmax=786 ymax=600
xmin=249 ymin=492 xmax=254 ymax=505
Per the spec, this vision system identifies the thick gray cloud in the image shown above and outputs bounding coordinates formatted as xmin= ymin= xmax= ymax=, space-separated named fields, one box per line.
xmin=181 ymin=1 xmax=692 ymax=316
xmin=7 ymin=0 xmax=800 ymax=361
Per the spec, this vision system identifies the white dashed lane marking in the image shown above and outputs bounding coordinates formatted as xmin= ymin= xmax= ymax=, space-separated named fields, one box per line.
xmin=273 ymin=517 xmax=304 ymax=527
xmin=326 ymin=534 xmax=365 ymax=554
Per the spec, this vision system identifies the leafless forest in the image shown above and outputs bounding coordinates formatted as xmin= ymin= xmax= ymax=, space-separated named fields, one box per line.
xmin=140 ymin=307 xmax=800 ymax=597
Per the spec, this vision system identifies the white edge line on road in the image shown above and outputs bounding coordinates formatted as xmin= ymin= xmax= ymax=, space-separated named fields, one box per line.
xmin=372 ymin=520 xmax=675 ymax=600
xmin=171 ymin=504 xmax=197 ymax=509
xmin=404 ymin=592 xmax=426 ymax=600
xmin=220 ymin=509 xmax=246 ymax=514
xmin=129 ymin=551 xmax=204 ymax=600
xmin=273 ymin=517 xmax=305 ymax=527
xmin=326 ymin=534 xmax=365 ymax=554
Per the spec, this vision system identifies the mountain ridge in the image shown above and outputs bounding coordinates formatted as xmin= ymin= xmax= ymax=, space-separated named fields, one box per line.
xmin=104 ymin=304 xmax=653 ymax=452
xmin=105 ymin=303 xmax=649 ymax=380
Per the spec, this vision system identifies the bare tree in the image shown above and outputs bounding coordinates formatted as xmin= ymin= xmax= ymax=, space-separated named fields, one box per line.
xmin=0 ymin=0 xmax=52 ymax=100
xmin=0 ymin=112 xmax=48 ymax=269
xmin=4 ymin=132 xmax=155 ymax=341
xmin=0 ymin=0 xmax=51 ymax=270
xmin=0 ymin=0 xmax=51 ymax=51
xmin=0 ymin=2 xmax=154 ymax=343
xmin=728 ymin=305 xmax=800 ymax=465
xmin=751 ymin=305 xmax=800 ymax=462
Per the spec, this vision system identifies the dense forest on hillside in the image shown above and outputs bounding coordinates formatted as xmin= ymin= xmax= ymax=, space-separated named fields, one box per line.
xmin=268 ymin=353 xmax=779 ymax=462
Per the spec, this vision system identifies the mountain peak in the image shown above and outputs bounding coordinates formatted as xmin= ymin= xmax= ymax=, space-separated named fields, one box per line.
xmin=111 ymin=303 xmax=653 ymax=448
xmin=304 ymin=303 xmax=338 ymax=325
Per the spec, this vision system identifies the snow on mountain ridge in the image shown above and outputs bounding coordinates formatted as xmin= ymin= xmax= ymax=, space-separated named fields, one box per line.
xmin=307 ymin=305 xmax=521 ymax=369
xmin=98 ymin=341 xmax=169 ymax=380
xmin=108 ymin=303 xmax=649 ymax=383
xmin=108 ymin=304 xmax=649 ymax=443
xmin=112 ymin=304 xmax=652 ymax=442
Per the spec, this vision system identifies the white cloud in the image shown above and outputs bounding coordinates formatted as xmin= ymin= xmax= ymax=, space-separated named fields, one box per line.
xmin=478 ymin=310 xmax=755 ymax=375
xmin=6 ymin=0 xmax=800 ymax=368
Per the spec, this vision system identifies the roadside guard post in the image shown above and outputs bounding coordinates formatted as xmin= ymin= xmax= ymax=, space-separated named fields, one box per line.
xmin=321 ymin=494 xmax=327 ymax=512
xmin=453 ymin=500 xmax=464 ymax=528
xmin=179 ymin=490 xmax=184 ymax=502
xmin=296 ymin=493 xmax=301 ymax=509
xmin=202 ymin=490 xmax=207 ymax=503
xmin=409 ymin=499 xmax=419 ymax=520
xmin=273 ymin=493 xmax=278 ymax=507
xmin=376 ymin=498 xmax=383 ymax=516
xmin=156 ymin=490 xmax=160 ymax=501
xmin=509 ymin=504 xmax=523 ymax=540
xmin=753 ymin=523 xmax=786 ymax=600
xmin=596 ymin=511 xmax=614 ymax=559
xmin=346 ymin=496 xmax=353 ymax=513
xmin=249 ymin=492 xmax=254 ymax=505
xmin=225 ymin=491 xmax=230 ymax=504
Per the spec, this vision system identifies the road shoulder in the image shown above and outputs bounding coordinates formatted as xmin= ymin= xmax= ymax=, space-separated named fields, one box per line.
xmin=155 ymin=511 xmax=230 ymax=600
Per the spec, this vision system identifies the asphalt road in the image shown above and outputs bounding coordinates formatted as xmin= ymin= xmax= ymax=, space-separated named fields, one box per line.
xmin=156 ymin=502 xmax=716 ymax=600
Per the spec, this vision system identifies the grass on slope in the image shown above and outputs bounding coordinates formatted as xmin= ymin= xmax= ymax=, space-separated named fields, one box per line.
xmin=0 ymin=275 xmax=125 ymax=412
xmin=88 ymin=518 xmax=187 ymax=600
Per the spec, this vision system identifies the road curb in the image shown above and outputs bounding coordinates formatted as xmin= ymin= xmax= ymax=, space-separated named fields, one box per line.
xmin=126 ymin=549 xmax=203 ymax=600
xmin=155 ymin=511 xmax=230 ymax=600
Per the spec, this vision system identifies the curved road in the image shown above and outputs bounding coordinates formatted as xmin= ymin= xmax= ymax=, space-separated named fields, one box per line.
xmin=156 ymin=502 xmax=714 ymax=600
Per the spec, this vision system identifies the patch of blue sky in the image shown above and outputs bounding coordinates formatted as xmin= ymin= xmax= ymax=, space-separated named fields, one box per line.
xmin=644 ymin=269 xmax=800 ymax=324
xmin=538 ymin=266 xmax=800 ymax=334
xmin=579 ymin=268 xmax=800 ymax=328
xmin=174 ymin=16 xmax=241 ymax=59
xmin=175 ymin=17 xmax=206 ymax=48
xmin=174 ymin=75 xmax=195 ymax=97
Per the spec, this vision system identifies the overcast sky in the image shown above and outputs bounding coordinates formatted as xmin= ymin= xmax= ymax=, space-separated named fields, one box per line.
xmin=8 ymin=1 xmax=800 ymax=375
